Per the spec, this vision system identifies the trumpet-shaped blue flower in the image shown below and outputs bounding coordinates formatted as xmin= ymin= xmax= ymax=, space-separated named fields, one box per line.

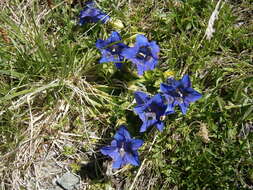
xmin=79 ymin=1 xmax=110 ymax=25
xmin=121 ymin=35 xmax=160 ymax=75
xmin=134 ymin=91 xmax=170 ymax=132
xmin=96 ymin=31 xmax=128 ymax=69
xmin=100 ymin=126 xmax=143 ymax=169
xmin=160 ymin=75 xmax=202 ymax=115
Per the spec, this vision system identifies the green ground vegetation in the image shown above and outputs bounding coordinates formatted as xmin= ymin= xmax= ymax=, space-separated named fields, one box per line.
xmin=0 ymin=0 xmax=252 ymax=189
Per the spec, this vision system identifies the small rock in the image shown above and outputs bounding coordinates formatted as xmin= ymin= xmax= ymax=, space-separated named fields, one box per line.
xmin=47 ymin=186 xmax=63 ymax=190
xmin=56 ymin=172 xmax=79 ymax=190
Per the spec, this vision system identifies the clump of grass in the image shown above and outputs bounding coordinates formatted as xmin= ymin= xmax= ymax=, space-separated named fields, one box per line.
xmin=0 ymin=0 xmax=253 ymax=189
xmin=0 ymin=0 xmax=113 ymax=188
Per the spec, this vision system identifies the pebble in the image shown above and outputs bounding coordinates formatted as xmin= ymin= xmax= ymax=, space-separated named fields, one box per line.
xmin=56 ymin=172 xmax=79 ymax=190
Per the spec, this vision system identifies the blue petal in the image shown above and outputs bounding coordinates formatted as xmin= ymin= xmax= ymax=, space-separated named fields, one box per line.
xmin=121 ymin=154 xmax=129 ymax=166
xmin=114 ymin=125 xmax=131 ymax=141
xmin=100 ymin=145 xmax=119 ymax=160
xmin=165 ymin=103 xmax=175 ymax=115
xmin=96 ymin=13 xmax=110 ymax=23
xmin=184 ymin=88 xmax=202 ymax=103
xmin=150 ymin=94 xmax=164 ymax=106
xmin=99 ymin=56 xmax=111 ymax=63
xmin=101 ymin=55 xmax=120 ymax=63
xmin=99 ymin=50 xmax=121 ymax=64
xmin=130 ymin=57 xmax=142 ymax=65
xmin=143 ymin=58 xmax=158 ymax=71
xmin=181 ymin=75 xmax=191 ymax=88
xmin=134 ymin=91 xmax=150 ymax=105
xmin=110 ymin=139 xmax=117 ymax=146
xmin=131 ymin=139 xmax=144 ymax=150
xmin=117 ymin=43 xmax=129 ymax=50
xmin=179 ymin=102 xmax=189 ymax=115
xmin=80 ymin=8 xmax=99 ymax=18
xmin=163 ymin=94 xmax=175 ymax=105
xmin=156 ymin=121 xmax=164 ymax=131
xmin=136 ymin=64 xmax=145 ymax=76
xmin=160 ymin=83 xmax=175 ymax=94
xmin=99 ymin=51 xmax=112 ymax=63
xmin=96 ymin=32 xmax=122 ymax=49
xmin=149 ymin=41 xmax=160 ymax=59
xmin=100 ymin=146 xmax=115 ymax=155
xmin=114 ymin=62 xmax=123 ymax=69
xmin=166 ymin=77 xmax=181 ymax=88
xmin=109 ymin=31 xmax=121 ymax=43
xmin=149 ymin=94 xmax=167 ymax=117
xmin=167 ymin=77 xmax=178 ymax=87
xmin=112 ymin=155 xmax=123 ymax=169
xmin=140 ymin=119 xmax=157 ymax=132
xmin=96 ymin=39 xmax=107 ymax=49
xmin=138 ymin=112 xmax=148 ymax=122
xmin=121 ymin=47 xmax=139 ymax=60
xmin=86 ymin=1 xmax=95 ymax=8
xmin=160 ymin=83 xmax=180 ymax=98
xmin=124 ymin=152 xmax=140 ymax=166
xmin=136 ymin=35 xmax=149 ymax=47
xmin=135 ymin=58 xmax=158 ymax=75
xmin=134 ymin=105 xmax=146 ymax=116
xmin=79 ymin=5 xmax=110 ymax=25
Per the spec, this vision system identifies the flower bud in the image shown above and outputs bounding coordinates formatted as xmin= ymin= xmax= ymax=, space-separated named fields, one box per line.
xmin=110 ymin=18 xmax=124 ymax=30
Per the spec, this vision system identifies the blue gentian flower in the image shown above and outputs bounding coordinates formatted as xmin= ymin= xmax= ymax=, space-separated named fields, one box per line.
xmin=134 ymin=91 xmax=169 ymax=132
xmin=160 ymin=75 xmax=202 ymax=115
xmin=100 ymin=126 xmax=143 ymax=169
xmin=121 ymin=35 xmax=160 ymax=75
xmin=79 ymin=1 xmax=110 ymax=25
xmin=96 ymin=31 xmax=128 ymax=69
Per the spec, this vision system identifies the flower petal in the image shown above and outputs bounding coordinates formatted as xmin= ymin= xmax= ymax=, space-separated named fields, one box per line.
xmin=156 ymin=121 xmax=164 ymax=131
xmin=86 ymin=1 xmax=95 ymax=8
xmin=109 ymin=31 xmax=121 ymax=43
xmin=160 ymin=83 xmax=175 ymax=94
xmin=96 ymin=39 xmax=107 ymax=49
xmin=80 ymin=8 xmax=99 ymax=18
xmin=100 ymin=145 xmax=119 ymax=160
xmin=134 ymin=106 xmax=143 ymax=116
xmin=114 ymin=125 xmax=131 ymax=141
xmin=142 ymin=57 xmax=157 ymax=71
xmin=136 ymin=34 xmax=149 ymax=47
xmin=131 ymin=139 xmax=144 ymax=150
xmin=149 ymin=41 xmax=160 ymax=59
xmin=184 ymin=88 xmax=202 ymax=103
xmin=165 ymin=102 xmax=175 ymax=115
xmin=96 ymin=32 xmax=124 ymax=49
xmin=150 ymin=93 xmax=164 ymax=106
xmin=100 ymin=51 xmax=120 ymax=63
xmin=134 ymin=91 xmax=150 ymax=105
xmin=114 ymin=62 xmax=123 ymax=69
xmin=112 ymin=155 xmax=123 ymax=169
xmin=121 ymin=154 xmax=129 ymax=166
xmin=125 ymin=152 xmax=140 ymax=166
xmin=79 ymin=3 xmax=110 ymax=25
xmin=140 ymin=119 xmax=157 ymax=132
xmin=166 ymin=77 xmax=181 ymax=88
xmin=121 ymin=47 xmax=139 ymax=60
xmin=181 ymin=75 xmax=191 ymax=88
xmin=136 ymin=63 xmax=145 ymax=75
xmin=179 ymin=102 xmax=189 ymax=115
